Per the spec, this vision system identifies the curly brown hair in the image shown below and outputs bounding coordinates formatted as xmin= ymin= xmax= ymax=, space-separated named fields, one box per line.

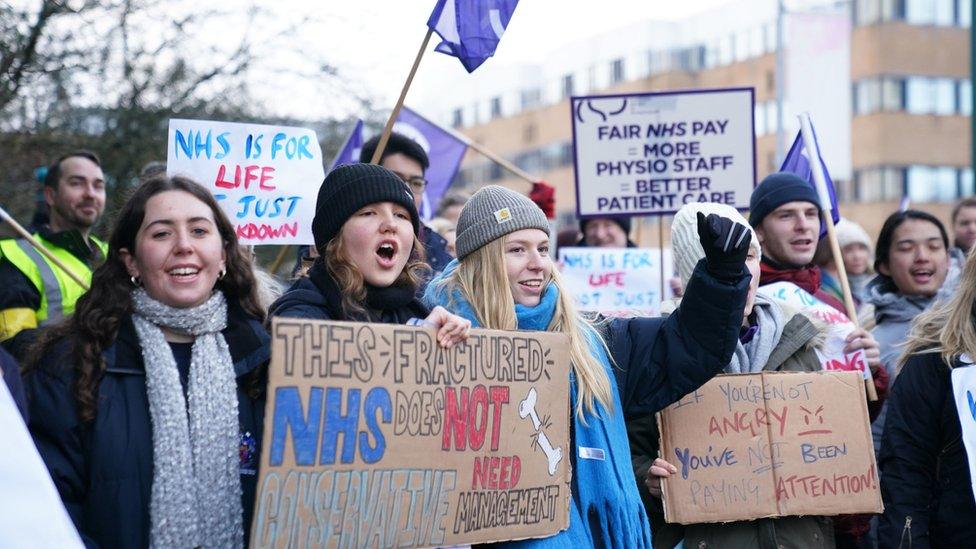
xmin=26 ymin=176 xmax=264 ymax=422
xmin=322 ymin=232 xmax=428 ymax=320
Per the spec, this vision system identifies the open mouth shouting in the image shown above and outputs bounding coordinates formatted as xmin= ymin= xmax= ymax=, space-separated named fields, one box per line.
xmin=909 ymin=267 xmax=935 ymax=285
xmin=376 ymin=240 xmax=399 ymax=268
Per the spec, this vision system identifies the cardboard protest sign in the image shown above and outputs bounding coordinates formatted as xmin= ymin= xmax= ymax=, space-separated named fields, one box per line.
xmin=0 ymin=381 xmax=84 ymax=547
xmin=658 ymin=371 xmax=882 ymax=524
xmin=251 ymin=318 xmax=572 ymax=548
xmin=950 ymin=362 xmax=976 ymax=503
xmin=166 ymin=119 xmax=325 ymax=245
xmin=559 ymin=247 xmax=673 ymax=316
xmin=759 ymin=282 xmax=871 ymax=381
xmin=570 ymin=87 xmax=755 ymax=218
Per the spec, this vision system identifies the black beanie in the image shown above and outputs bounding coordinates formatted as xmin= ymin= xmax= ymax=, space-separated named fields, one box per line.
xmin=579 ymin=216 xmax=632 ymax=236
xmin=748 ymin=172 xmax=822 ymax=228
xmin=311 ymin=163 xmax=420 ymax=249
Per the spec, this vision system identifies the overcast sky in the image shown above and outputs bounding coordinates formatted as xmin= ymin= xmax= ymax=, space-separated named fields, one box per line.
xmin=254 ymin=0 xmax=738 ymax=120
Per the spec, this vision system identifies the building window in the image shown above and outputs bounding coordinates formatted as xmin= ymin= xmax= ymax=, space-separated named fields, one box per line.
xmin=561 ymin=74 xmax=575 ymax=99
xmin=610 ymin=58 xmax=625 ymax=85
xmin=959 ymin=0 xmax=972 ymax=26
xmin=959 ymin=80 xmax=972 ymax=115
xmin=908 ymin=165 xmax=959 ymax=202
xmin=754 ymin=101 xmax=768 ymax=136
xmin=521 ymin=88 xmax=541 ymax=111
xmin=451 ymin=108 xmax=464 ymax=128
xmin=490 ymin=96 xmax=502 ymax=119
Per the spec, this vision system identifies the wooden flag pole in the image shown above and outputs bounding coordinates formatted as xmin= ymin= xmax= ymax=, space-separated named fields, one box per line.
xmin=0 ymin=205 xmax=90 ymax=290
xmin=371 ymin=28 xmax=435 ymax=164
xmin=799 ymin=113 xmax=877 ymax=401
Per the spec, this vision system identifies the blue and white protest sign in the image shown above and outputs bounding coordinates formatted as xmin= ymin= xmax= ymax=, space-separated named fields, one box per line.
xmin=0 ymin=382 xmax=84 ymax=548
xmin=167 ymin=119 xmax=324 ymax=245
xmin=570 ymin=88 xmax=755 ymax=218
xmin=427 ymin=0 xmax=520 ymax=73
xmin=394 ymin=106 xmax=468 ymax=218
xmin=559 ymin=247 xmax=673 ymax=316
xmin=329 ymin=119 xmax=364 ymax=171
xmin=951 ymin=363 xmax=976 ymax=503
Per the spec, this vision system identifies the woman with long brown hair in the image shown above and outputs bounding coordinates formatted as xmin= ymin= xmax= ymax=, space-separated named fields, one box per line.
xmin=269 ymin=163 xmax=469 ymax=344
xmin=26 ymin=175 xmax=269 ymax=548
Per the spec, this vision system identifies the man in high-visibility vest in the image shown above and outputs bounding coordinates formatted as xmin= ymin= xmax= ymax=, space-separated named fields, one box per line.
xmin=0 ymin=150 xmax=107 ymax=359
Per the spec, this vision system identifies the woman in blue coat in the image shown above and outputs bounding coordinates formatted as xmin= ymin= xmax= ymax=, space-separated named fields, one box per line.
xmin=26 ymin=176 xmax=270 ymax=548
xmin=423 ymin=185 xmax=752 ymax=547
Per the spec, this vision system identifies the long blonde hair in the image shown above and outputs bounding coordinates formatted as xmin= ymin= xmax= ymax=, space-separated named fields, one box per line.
xmin=901 ymin=247 xmax=976 ymax=368
xmin=441 ymin=237 xmax=615 ymax=420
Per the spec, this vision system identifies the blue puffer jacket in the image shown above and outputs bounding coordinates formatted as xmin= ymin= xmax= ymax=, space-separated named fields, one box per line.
xmin=424 ymin=259 xmax=748 ymax=548
xmin=25 ymin=301 xmax=270 ymax=549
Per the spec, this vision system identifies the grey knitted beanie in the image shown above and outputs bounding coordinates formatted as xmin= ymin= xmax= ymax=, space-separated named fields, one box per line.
xmin=455 ymin=185 xmax=550 ymax=259
xmin=672 ymin=202 xmax=760 ymax=288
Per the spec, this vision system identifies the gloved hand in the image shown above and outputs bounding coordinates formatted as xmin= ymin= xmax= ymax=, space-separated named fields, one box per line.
xmin=529 ymin=181 xmax=556 ymax=219
xmin=696 ymin=211 xmax=750 ymax=280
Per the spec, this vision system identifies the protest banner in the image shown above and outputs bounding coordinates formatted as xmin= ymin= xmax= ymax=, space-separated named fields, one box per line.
xmin=0 ymin=381 xmax=84 ymax=548
xmin=571 ymin=87 xmax=755 ymax=218
xmin=166 ymin=119 xmax=324 ymax=245
xmin=759 ymin=282 xmax=872 ymax=382
xmin=658 ymin=371 xmax=882 ymax=524
xmin=251 ymin=318 xmax=572 ymax=548
xmin=951 ymin=361 xmax=976 ymax=503
xmin=558 ymin=246 xmax=673 ymax=316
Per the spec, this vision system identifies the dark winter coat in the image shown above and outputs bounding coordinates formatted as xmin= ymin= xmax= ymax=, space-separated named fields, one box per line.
xmin=25 ymin=301 xmax=270 ymax=549
xmin=879 ymin=353 xmax=976 ymax=548
xmin=628 ymin=307 xmax=833 ymax=549
xmin=1 ymin=345 xmax=26 ymax=420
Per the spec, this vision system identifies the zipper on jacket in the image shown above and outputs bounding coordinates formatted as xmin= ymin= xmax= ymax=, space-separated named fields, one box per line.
xmin=898 ymin=515 xmax=912 ymax=549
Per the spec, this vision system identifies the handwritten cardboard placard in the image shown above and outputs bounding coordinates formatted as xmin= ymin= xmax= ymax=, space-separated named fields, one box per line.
xmin=166 ymin=118 xmax=324 ymax=245
xmin=251 ymin=318 xmax=572 ymax=548
xmin=950 ymin=362 xmax=976 ymax=503
xmin=658 ymin=371 xmax=882 ymax=524
xmin=759 ymin=282 xmax=872 ymax=381
xmin=559 ymin=247 xmax=673 ymax=316
xmin=570 ymin=87 xmax=755 ymax=218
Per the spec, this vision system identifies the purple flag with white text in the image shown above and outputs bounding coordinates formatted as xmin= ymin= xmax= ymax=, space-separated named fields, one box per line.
xmin=329 ymin=120 xmax=364 ymax=171
xmin=394 ymin=107 xmax=468 ymax=219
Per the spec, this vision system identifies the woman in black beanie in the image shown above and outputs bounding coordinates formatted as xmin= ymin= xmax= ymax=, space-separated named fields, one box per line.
xmin=269 ymin=163 xmax=470 ymax=346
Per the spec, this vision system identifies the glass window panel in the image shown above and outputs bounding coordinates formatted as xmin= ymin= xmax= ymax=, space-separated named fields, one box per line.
xmin=962 ymin=168 xmax=974 ymax=196
xmin=906 ymin=0 xmax=936 ymax=24
xmin=750 ymin=26 xmax=764 ymax=57
xmin=907 ymin=165 xmax=935 ymax=202
xmin=718 ymin=34 xmax=734 ymax=65
xmin=882 ymin=77 xmax=904 ymax=111
xmin=906 ymin=77 xmax=933 ymax=114
xmin=960 ymin=80 xmax=972 ymax=115
xmin=960 ymin=0 xmax=972 ymax=26
xmin=735 ymin=30 xmax=751 ymax=62
xmin=934 ymin=78 xmax=956 ymax=115
xmin=934 ymin=0 xmax=955 ymax=25
xmin=857 ymin=0 xmax=881 ymax=25
xmin=755 ymin=101 xmax=767 ymax=136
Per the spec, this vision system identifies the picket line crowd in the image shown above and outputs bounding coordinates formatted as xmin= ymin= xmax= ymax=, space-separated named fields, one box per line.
xmin=1 ymin=138 xmax=974 ymax=549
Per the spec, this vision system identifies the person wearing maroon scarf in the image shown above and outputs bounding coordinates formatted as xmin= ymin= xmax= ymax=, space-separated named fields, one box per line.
xmin=750 ymin=172 xmax=887 ymax=549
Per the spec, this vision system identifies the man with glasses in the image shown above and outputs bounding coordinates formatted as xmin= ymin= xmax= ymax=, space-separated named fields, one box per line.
xmin=359 ymin=133 xmax=453 ymax=276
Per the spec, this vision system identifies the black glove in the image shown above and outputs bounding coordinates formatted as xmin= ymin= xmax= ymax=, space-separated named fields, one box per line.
xmin=696 ymin=211 xmax=750 ymax=280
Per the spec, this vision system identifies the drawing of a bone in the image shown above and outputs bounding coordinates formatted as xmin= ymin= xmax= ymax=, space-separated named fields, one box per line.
xmin=519 ymin=387 xmax=563 ymax=475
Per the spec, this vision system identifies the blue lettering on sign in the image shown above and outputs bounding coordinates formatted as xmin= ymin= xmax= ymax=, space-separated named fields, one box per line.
xmin=674 ymin=446 xmax=737 ymax=480
xmin=562 ymin=253 xmax=591 ymax=269
xmin=270 ymin=132 xmax=314 ymax=160
xmin=800 ymin=442 xmax=848 ymax=463
xmin=173 ymin=129 xmax=231 ymax=160
xmin=360 ymin=387 xmax=392 ymax=464
xmin=235 ymin=195 xmax=302 ymax=219
xmin=968 ymin=390 xmax=976 ymax=421
xmin=269 ymin=386 xmax=323 ymax=466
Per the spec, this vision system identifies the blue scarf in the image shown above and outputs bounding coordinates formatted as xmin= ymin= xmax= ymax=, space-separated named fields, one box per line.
xmin=423 ymin=259 xmax=652 ymax=548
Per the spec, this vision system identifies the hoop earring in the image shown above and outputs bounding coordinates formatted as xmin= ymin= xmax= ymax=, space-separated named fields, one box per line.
xmin=218 ymin=268 xmax=226 ymax=280
xmin=130 ymin=276 xmax=142 ymax=287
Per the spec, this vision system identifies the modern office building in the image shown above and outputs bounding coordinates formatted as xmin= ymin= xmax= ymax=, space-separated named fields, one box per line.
xmin=416 ymin=0 xmax=972 ymax=241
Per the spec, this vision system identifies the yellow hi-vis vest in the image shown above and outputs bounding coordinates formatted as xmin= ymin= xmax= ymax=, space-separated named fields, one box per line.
xmin=0 ymin=234 xmax=107 ymax=333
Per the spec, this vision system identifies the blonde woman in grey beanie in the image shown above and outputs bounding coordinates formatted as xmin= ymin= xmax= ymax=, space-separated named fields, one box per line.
xmin=423 ymin=186 xmax=754 ymax=548
xmin=639 ymin=202 xmax=834 ymax=549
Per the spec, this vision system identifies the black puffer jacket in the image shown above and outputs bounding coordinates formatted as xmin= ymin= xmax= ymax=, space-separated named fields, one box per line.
xmin=879 ymin=353 xmax=976 ymax=548
xmin=25 ymin=300 xmax=269 ymax=548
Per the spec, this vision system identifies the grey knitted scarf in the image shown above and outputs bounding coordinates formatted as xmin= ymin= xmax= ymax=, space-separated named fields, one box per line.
xmin=726 ymin=294 xmax=785 ymax=374
xmin=131 ymin=289 xmax=243 ymax=549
